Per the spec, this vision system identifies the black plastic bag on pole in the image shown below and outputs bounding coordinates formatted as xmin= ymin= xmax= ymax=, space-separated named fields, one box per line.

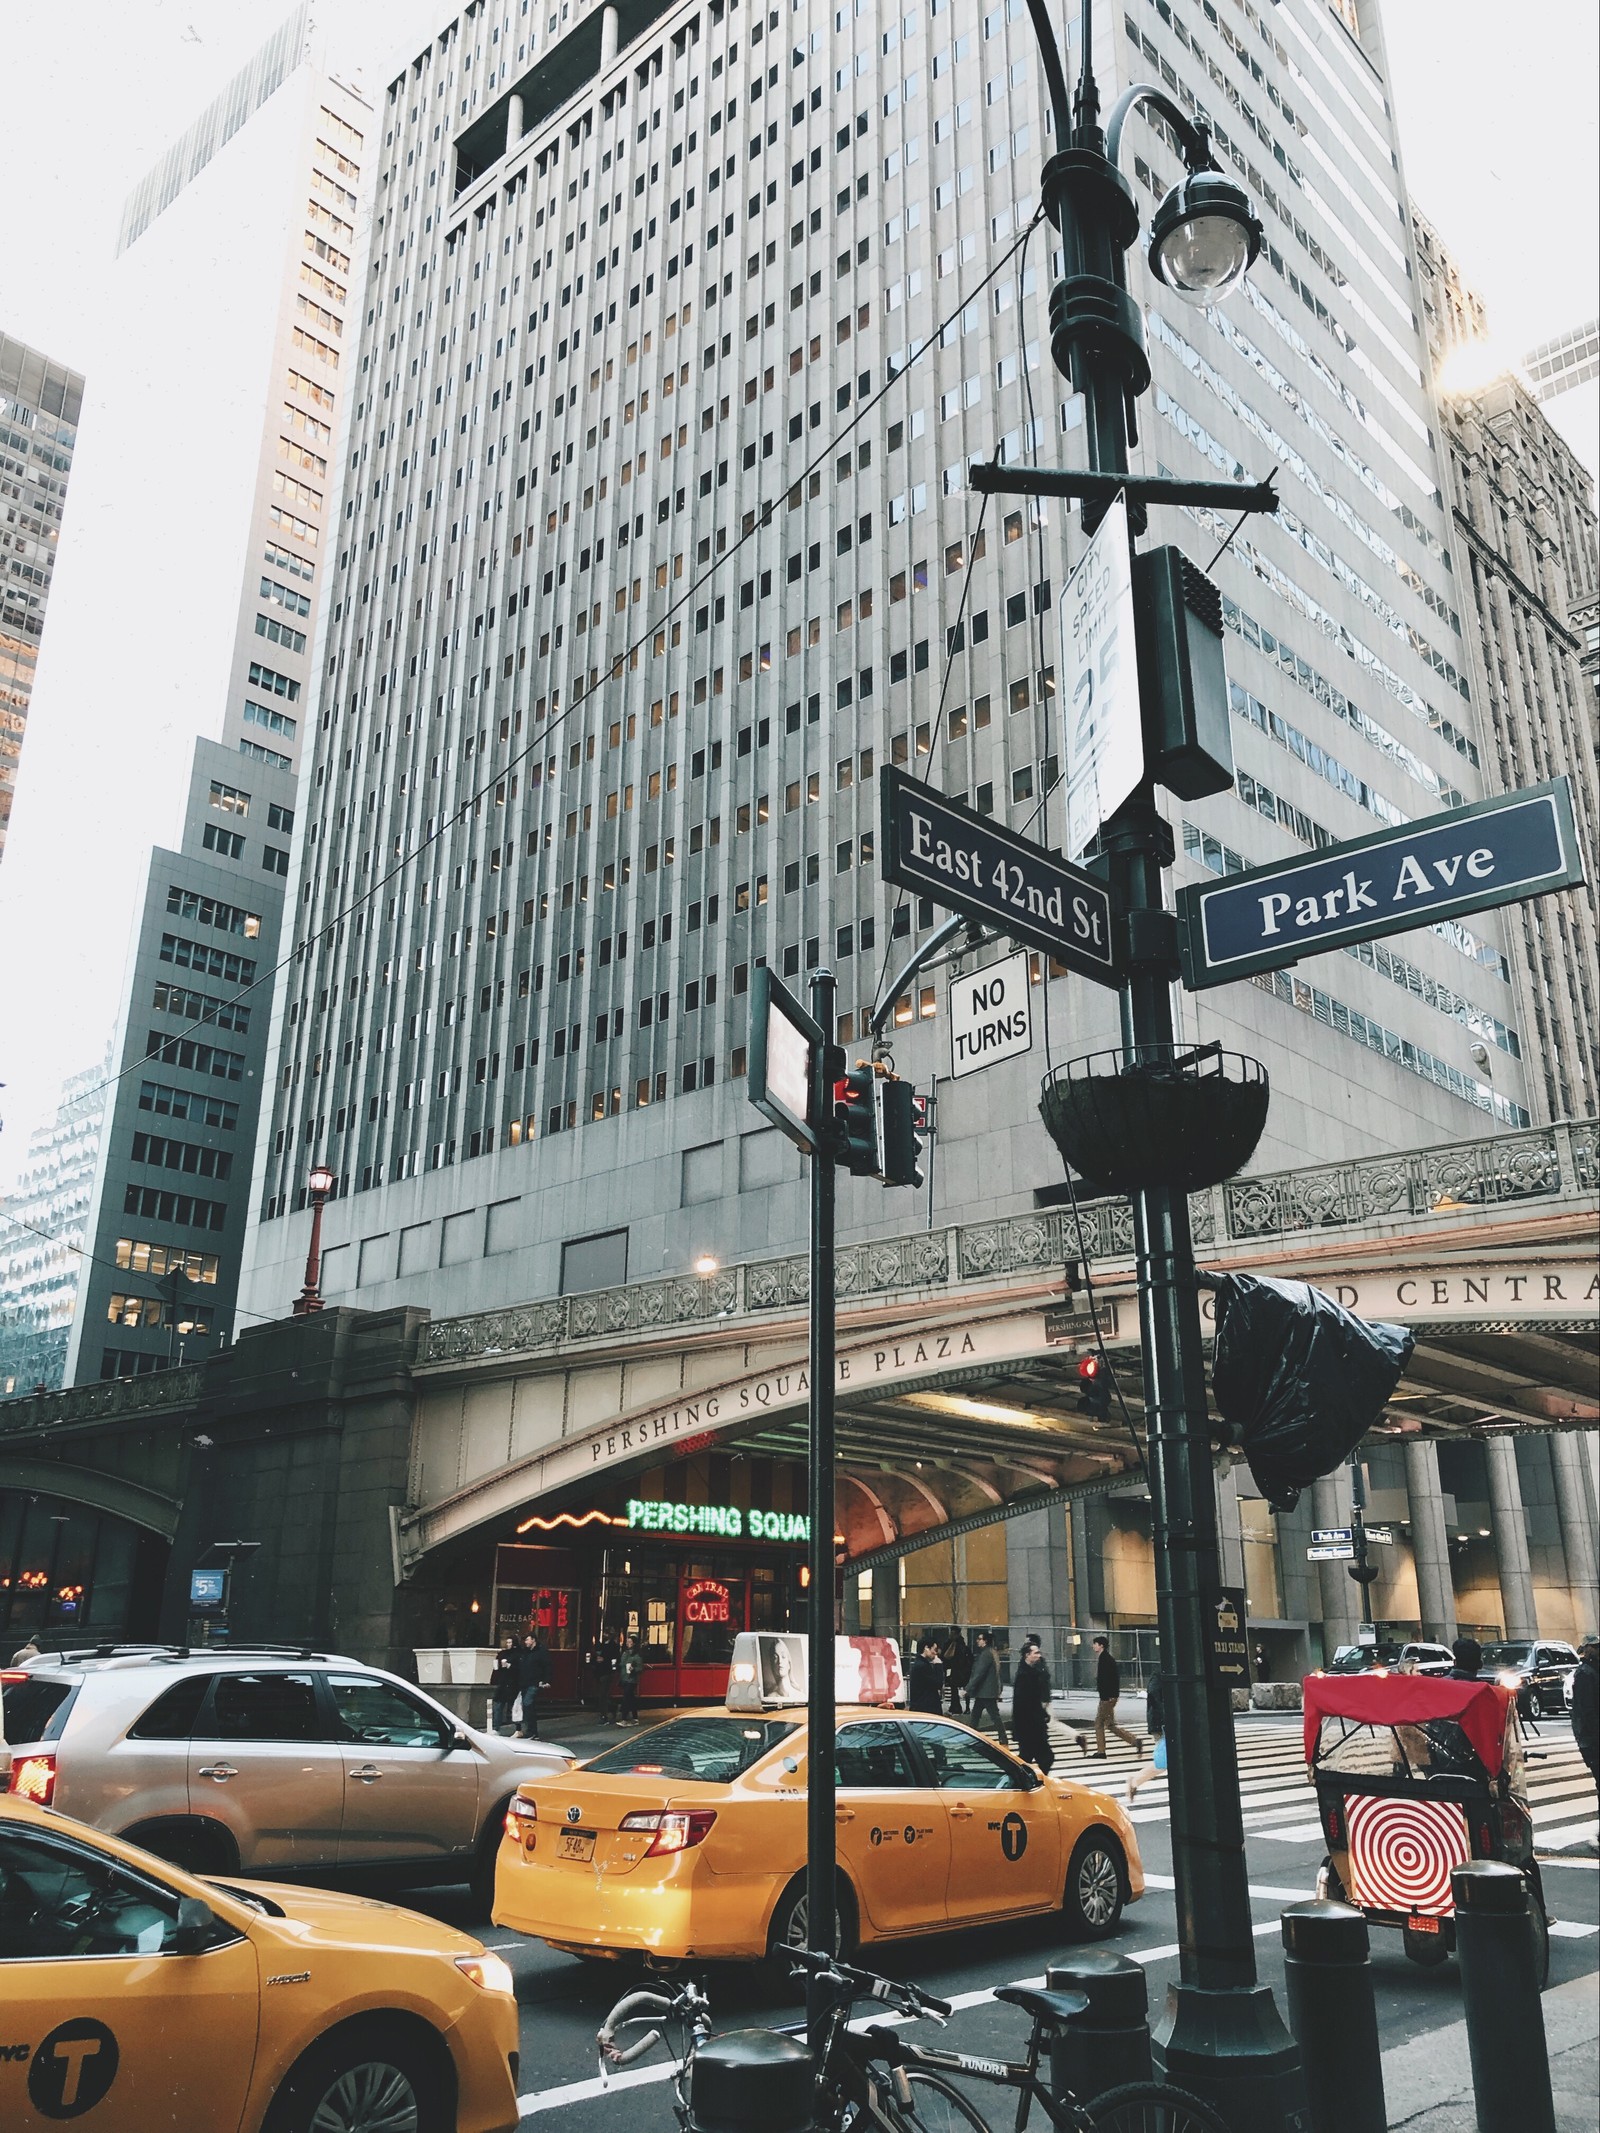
xmin=1209 ymin=1273 xmax=1414 ymax=1511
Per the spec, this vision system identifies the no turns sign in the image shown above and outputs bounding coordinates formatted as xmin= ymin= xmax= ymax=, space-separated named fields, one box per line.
xmin=949 ymin=952 xmax=1033 ymax=1080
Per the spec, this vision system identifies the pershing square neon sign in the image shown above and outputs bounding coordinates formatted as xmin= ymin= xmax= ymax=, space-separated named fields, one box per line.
xmin=622 ymin=1498 xmax=810 ymax=1542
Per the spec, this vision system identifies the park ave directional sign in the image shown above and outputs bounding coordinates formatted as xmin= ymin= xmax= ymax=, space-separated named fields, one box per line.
xmin=1177 ymin=777 xmax=1583 ymax=989
xmin=881 ymin=766 xmax=1120 ymax=985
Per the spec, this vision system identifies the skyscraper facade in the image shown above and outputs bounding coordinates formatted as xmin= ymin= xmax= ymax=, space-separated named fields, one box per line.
xmin=0 ymin=1053 xmax=111 ymax=1395
xmin=0 ymin=332 xmax=83 ymax=867
xmin=239 ymin=0 xmax=1536 ymax=1336
xmin=1415 ymin=213 xmax=1600 ymax=1123
xmin=57 ymin=14 xmax=370 ymax=1382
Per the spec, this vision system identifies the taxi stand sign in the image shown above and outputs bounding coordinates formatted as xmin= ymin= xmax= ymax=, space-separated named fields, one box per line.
xmin=1177 ymin=777 xmax=1584 ymax=990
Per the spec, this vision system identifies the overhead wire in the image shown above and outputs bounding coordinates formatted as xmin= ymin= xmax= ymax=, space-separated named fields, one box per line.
xmin=2 ymin=211 xmax=1049 ymax=1263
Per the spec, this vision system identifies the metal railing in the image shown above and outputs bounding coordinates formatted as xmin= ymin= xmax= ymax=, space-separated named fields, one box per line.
xmin=3 ymin=1120 xmax=1591 ymax=1426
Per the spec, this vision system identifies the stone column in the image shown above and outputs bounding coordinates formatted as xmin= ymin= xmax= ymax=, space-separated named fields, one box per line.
xmin=1549 ymin=1432 xmax=1600 ymax=1635
xmin=1484 ymin=1436 xmax=1538 ymax=1639
xmin=1215 ymin=1467 xmax=1247 ymax=1590
xmin=1007 ymin=1503 xmax=1073 ymax=1677
xmin=1404 ymin=1438 xmax=1458 ymax=1645
xmin=600 ymin=4 xmax=619 ymax=66
xmin=871 ymin=1558 xmax=901 ymax=1640
xmin=506 ymin=92 xmax=524 ymax=153
xmin=1311 ymin=1470 xmax=1360 ymax=1659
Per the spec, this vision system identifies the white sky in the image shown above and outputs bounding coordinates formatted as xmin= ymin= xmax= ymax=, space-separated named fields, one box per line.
xmin=0 ymin=0 xmax=1596 ymax=1183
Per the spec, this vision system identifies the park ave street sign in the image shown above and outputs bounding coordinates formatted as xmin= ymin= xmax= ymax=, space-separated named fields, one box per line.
xmin=880 ymin=766 xmax=1119 ymax=985
xmin=1177 ymin=777 xmax=1583 ymax=989
xmin=949 ymin=952 xmax=1033 ymax=1079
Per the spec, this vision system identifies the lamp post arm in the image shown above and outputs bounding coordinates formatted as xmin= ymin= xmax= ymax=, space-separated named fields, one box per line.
xmin=1104 ymin=83 xmax=1220 ymax=177
xmin=1023 ymin=0 xmax=1074 ymax=150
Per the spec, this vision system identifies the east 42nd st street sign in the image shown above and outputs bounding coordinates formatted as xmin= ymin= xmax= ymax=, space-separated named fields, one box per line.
xmin=880 ymin=765 xmax=1120 ymax=986
xmin=1177 ymin=777 xmax=1584 ymax=989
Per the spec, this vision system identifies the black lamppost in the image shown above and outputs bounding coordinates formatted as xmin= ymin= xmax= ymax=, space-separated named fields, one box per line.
xmin=1012 ymin=4 xmax=1303 ymax=2124
xmin=292 ymin=1163 xmax=337 ymax=1316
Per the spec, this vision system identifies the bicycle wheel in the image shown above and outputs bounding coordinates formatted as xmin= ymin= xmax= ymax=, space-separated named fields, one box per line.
xmin=900 ymin=2071 xmax=997 ymax=2133
xmin=1083 ymin=2081 xmax=1231 ymax=2133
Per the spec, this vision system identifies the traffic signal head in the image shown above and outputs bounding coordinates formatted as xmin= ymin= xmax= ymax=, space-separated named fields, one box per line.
xmin=878 ymin=1077 xmax=925 ymax=1190
xmin=833 ymin=1066 xmax=882 ymax=1178
xmin=1077 ymin=1353 xmax=1112 ymax=1420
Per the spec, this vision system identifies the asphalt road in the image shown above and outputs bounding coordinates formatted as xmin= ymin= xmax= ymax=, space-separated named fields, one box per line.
xmin=392 ymin=1709 xmax=1599 ymax=2128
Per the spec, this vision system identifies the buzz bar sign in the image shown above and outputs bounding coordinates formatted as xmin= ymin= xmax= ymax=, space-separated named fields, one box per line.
xmin=1177 ymin=777 xmax=1583 ymax=989
xmin=880 ymin=766 xmax=1120 ymax=986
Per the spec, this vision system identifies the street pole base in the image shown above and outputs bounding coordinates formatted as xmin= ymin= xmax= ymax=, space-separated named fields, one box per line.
xmin=1153 ymin=1982 xmax=1310 ymax=2133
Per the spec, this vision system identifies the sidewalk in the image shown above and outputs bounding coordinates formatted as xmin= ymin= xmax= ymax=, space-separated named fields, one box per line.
xmin=1381 ymin=1973 xmax=1599 ymax=2131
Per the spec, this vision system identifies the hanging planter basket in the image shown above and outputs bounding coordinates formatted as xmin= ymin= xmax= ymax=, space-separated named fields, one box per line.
xmin=1040 ymin=1043 xmax=1269 ymax=1193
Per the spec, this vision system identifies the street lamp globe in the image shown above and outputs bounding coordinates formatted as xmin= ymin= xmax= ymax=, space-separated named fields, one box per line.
xmin=1148 ymin=169 xmax=1262 ymax=304
xmin=307 ymin=1163 xmax=335 ymax=1199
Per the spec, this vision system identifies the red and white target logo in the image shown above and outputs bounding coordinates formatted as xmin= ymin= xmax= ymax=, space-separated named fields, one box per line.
xmin=1345 ymin=1793 xmax=1470 ymax=1916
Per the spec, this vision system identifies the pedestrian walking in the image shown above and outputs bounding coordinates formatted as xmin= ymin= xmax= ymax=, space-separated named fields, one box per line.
xmin=944 ymin=1628 xmax=973 ymax=1715
xmin=1253 ymin=1643 xmax=1271 ymax=1682
xmin=515 ymin=1629 xmax=551 ymax=1738
xmin=592 ymin=1630 xmax=621 ymax=1720
xmin=1448 ymin=1636 xmax=1484 ymax=1680
xmin=617 ymin=1633 xmax=644 ymax=1723
xmin=1571 ymin=1635 xmax=1598 ymax=1798
xmin=1012 ymin=1641 xmax=1054 ymax=1772
xmin=966 ymin=1629 xmax=1007 ymax=1744
xmin=908 ymin=1635 xmax=946 ymax=1714
xmin=490 ymin=1634 xmax=519 ymax=1734
xmin=1076 ymin=1634 xmax=1139 ymax=1757
xmin=1126 ymin=1673 xmax=1166 ymax=1803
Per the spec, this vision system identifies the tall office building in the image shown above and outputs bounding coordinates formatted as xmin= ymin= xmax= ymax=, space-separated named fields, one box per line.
xmin=0 ymin=333 xmax=83 ymax=867
xmin=1522 ymin=320 xmax=1600 ymax=409
xmin=55 ymin=12 xmax=370 ymax=1382
xmin=1415 ymin=214 xmax=1600 ymax=1122
xmin=0 ymin=1053 xmax=111 ymax=1395
xmin=238 ymin=0 xmax=1536 ymax=1340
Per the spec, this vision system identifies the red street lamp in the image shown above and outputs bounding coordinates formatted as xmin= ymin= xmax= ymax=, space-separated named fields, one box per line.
xmin=292 ymin=1164 xmax=337 ymax=1316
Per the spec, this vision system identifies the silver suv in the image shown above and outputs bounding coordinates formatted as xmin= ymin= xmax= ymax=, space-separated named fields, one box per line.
xmin=0 ymin=1643 xmax=572 ymax=1907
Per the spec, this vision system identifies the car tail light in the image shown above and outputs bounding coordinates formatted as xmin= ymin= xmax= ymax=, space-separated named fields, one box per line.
xmin=8 ymin=1752 xmax=57 ymax=1807
xmin=505 ymin=1795 xmax=537 ymax=1840
xmin=619 ymin=1809 xmax=717 ymax=1856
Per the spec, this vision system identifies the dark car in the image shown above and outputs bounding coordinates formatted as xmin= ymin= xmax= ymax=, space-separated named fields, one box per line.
xmin=1479 ymin=1640 xmax=1580 ymax=1717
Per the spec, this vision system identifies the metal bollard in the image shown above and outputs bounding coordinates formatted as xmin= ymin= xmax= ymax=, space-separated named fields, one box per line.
xmin=1046 ymin=1952 xmax=1152 ymax=2101
xmin=1279 ymin=1901 xmax=1385 ymax=2133
xmin=1452 ymin=1861 xmax=1555 ymax=2133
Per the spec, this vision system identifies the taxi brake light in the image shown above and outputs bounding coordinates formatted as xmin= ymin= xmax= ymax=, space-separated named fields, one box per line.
xmin=619 ymin=1809 xmax=717 ymax=1855
xmin=504 ymin=1795 xmax=537 ymax=1838
xmin=9 ymin=1752 xmax=57 ymax=1807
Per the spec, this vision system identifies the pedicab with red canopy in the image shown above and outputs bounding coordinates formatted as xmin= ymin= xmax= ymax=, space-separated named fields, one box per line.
xmin=1303 ymin=1670 xmax=1548 ymax=1982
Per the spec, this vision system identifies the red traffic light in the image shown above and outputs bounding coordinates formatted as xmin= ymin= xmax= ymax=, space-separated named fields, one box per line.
xmin=1076 ymin=1351 xmax=1112 ymax=1418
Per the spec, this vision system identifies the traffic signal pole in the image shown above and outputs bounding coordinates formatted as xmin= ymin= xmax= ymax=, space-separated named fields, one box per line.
xmin=1023 ymin=3 xmax=1304 ymax=2122
xmin=805 ymin=966 xmax=838 ymax=2039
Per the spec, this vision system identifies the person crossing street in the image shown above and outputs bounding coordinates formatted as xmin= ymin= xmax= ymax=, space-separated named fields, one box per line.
xmin=966 ymin=1629 xmax=1007 ymax=1744
xmin=1012 ymin=1638 xmax=1055 ymax=1772
xmin=1076 ymin=1633 xmax=1140 ymax=1757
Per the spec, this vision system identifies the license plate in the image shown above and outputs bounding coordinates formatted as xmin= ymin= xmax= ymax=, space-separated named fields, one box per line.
xmin=557 ymin=1830 xmax=596 ymax=1862
xmin=1407 ymin=1913 xmax=1440 ymax=1934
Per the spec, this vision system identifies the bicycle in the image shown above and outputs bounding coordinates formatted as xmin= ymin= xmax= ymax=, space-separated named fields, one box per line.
xmin=597 ymin=1948 xmax=1229 ymax=2133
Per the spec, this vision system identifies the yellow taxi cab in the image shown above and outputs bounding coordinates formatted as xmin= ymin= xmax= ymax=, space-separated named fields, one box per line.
xmin=493 ymin=1706 xmax=1143 ymax=1963
xmin=0 ymin=1793 xmax=519 ymax=2133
